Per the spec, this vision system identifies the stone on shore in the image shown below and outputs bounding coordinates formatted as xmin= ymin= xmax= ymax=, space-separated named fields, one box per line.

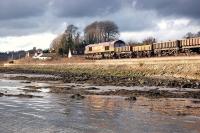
xmin=70 ymin=94 xmax=85 ymax=100
xmin=125 ymin=96 xmax=137 ymax=101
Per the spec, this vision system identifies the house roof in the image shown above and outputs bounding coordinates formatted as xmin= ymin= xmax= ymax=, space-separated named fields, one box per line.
xmin=40 ymin=53 xmax=54 ymax=57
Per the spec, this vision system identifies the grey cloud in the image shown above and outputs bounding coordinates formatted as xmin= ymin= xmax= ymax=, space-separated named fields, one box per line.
xmin=135 ymin=0 xmax=200 ymax=19
xmin=0 ymin=0 xmax=199 ymax=38
xmin=50 ymin=0 xmax=157 ymax=32
xmin=51 ymin=0 xmax=125 ymax=17
xmin=0 ymin=16 xmax=61 ymax=36
xmin=112 ymin=9 xmax=157 ymax=32
xmin=0 ymin=0 xmax=50 ymax=20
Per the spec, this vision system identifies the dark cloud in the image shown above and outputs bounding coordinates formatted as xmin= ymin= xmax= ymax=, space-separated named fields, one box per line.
xmin=0 ymin=0 xmax=199 ymax=38
xmin=109 ymin=8 xmax=157 ymax=32
xmin=0 ymin=0 xmax=50 ymax=20
xmin=135 ymin=0 xmax=200 ymax=19
xmin=0 ymin=16 xmax=64 ymax=37
xmin=51 ymin=0 xmax=125 ymax=17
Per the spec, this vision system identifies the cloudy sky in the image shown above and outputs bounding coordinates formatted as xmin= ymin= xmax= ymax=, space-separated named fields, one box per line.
xmin=0 ymin=0 xmax=200 ymax=52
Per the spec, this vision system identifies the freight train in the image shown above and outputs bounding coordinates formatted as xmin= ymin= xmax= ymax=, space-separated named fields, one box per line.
xmin=84 ymin=37 xmax=200 ymax=59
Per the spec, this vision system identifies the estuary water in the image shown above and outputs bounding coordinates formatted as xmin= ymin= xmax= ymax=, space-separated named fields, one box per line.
xmin=0 ymin=73 xmax=200 ymax=133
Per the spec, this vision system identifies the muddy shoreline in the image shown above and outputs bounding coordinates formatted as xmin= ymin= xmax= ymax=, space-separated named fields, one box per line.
xmin=0 ymin=68 xmax=200 ymax=117
xmin=0 ymin=66 xmax=200 ymax=99
xmin=1 ymin=66 xmax=200 ymax=89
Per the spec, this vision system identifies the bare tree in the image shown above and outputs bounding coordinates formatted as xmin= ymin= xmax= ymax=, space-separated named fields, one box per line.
xmin=84 ymin=20 xmax=119 ymax=44
xmin=50 ymin=24 xmax=80 ymax=55
xmin=196 ymin=31 xmax=200 ymax=37
xmin=64 ymin=24 xmax=79 ymax=53
xmin=127 ymin=40 xmax=140 ymax=46
xmin=143 ymin=37 xmax=157 ymax=44
xmin=84 ymin=21 xmax=98 ymax=44
xmin=184 ymin=32 xmax=195 ymax=39
xmin=65 ymin=25 xmax=78 ymax=39
xmin=50 ymin=33 xmax=66 ymax=54
xmin=103 ymin=21 xmax=119 ymax=41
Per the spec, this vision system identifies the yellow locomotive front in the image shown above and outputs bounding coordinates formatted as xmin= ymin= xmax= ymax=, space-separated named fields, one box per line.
xmin=84 ymin=40 xmax=125 ymax=59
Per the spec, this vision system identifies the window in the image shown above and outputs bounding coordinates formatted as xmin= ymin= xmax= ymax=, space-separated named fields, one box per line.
xmin=89 ymin=47 xmax=92 ymax=51
xmin=105 ymin=46 xmax=110 ymax=51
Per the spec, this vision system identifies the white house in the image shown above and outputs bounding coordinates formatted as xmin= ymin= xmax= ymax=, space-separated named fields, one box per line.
xmin=32 ymin=53 xmax=53 ymax=60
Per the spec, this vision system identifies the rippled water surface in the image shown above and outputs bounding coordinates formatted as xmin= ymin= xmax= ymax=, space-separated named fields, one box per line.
xmin=0 ymin=74 xmax=200 ymax=133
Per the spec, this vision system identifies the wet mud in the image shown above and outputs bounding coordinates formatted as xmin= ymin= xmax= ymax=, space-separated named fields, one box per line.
xmin=1 ymin=68 xmax=200 ymax=117
xmin=1 ymin=67 xmax=200 ymax=89
xmin=0 ymin=92 xmax=42 ymax=98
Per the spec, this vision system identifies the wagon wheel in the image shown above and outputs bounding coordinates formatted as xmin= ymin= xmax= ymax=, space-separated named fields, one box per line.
xmin=158 ymin=51 xmax=161 ymax=57
xmin=185 ymin=49 xmax=191 ymax=56
xmin=129 ymin=53 xmax=132 ymax=58
xmin=174 ymin=50 xmax=178 ymax=56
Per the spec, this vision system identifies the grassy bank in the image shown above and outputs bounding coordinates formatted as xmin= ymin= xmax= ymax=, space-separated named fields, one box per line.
xmin=5 ymin=56 xmax=200 ymax=80
xmin=4 ymin=58 xmax=200 ymax=80
xmin=1 ymin=60 xmax=200 ymax=89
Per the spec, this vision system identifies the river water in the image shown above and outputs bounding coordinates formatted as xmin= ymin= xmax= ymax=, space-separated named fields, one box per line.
xmin=0 ymin=73 xmax=200 ymax=133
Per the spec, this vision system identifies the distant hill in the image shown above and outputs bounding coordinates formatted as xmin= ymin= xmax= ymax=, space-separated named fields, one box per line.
xmin=0 ymin=51 xmax=26 ymax=61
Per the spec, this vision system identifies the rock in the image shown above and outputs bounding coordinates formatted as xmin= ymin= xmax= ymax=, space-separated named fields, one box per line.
xmin=21 ymin=81 xmax=31 ymax=84
xmin=8 ymin=60 xmax=14 ymax=64
xmin=71 ymin=85 xmax=76 ymax=88
xmin=0 ymin=93 xmax=4 ymax=97
xmin=148 ymin=88 xmax=162 ymax=98
xmin=5 ymin=94 xmax=42 ymax=98
xmin=182 ymin=83 xmax=192 ymax=88
xmin=176 ymin=112 xmax=188 ymax=116
xmin=125 ymin=96 xmax=137 ymax=101
xmin=22 ymin=89 xmax=42 ymax=93
xmin=70 ymin=94 xmax=85 ymax=100
xmin=87 ymin=87 xmax=100 ymax=90
xmin=49 ymin=87 xmax=72 ymax=93
xmin=192 ymin=100 xmax=200 ymax=104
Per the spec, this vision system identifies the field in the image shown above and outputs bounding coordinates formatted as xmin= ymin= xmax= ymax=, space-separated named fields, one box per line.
xmin=4 ymin=55 xmax=200 ymax=80
xmin=0 ymin=55 xmax=199 ymax=90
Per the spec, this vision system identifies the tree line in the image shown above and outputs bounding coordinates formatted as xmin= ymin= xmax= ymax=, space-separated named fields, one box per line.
xmin=50 ymin=20 xmax=119 ymax=56
xmin=184 ymin=31 xmax=200 ymax=39
xmin=50 ymin=20 xmax=157 ymax=56
xmin=84 ymin=21 xmax=119 ymax=44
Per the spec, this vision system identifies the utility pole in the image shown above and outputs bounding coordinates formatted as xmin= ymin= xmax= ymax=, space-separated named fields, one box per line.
xmin=11 ymin=51 xmax=14 ymax=60
xmin=11 ymin=52 xmax=14 ymax=60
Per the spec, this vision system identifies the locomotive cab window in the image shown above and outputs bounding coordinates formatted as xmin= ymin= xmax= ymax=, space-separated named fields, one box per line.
xmin=89 ymin=47 xmax=92 ymax=51
xmin=105 ymin=46 xmax=110 ymax=51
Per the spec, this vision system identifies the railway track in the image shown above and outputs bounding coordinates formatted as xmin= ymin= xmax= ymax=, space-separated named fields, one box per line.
xmin=3 ymin=55 xmax=200 ymax=67
xmin=94 ymin=55 xmax=200 ymax=65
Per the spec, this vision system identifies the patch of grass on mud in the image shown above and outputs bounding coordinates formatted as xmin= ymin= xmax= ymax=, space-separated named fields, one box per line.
xmin=1 ymin=63 xmax=200 ymax=89
xmin=2 ymin=65 xmax=146 ymax=78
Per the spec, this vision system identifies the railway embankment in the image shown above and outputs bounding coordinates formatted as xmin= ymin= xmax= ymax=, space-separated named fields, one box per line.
xmin=2 ymin=56 xmax=200 ymax=89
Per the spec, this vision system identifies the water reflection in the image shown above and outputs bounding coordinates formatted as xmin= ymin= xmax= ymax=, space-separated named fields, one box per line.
xmin=0 ymin=94 xmax=200 ymax=133
xmin=0 ymin=74 xmax=200 ymax=132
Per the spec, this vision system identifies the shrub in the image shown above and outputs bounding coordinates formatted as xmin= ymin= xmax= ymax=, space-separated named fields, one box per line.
xmin=8 ymin=60 xmax=14 ymax=64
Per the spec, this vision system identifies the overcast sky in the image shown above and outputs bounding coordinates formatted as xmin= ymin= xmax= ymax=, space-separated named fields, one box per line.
xmin=0 ymin=0 xmax=200 ymax=52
